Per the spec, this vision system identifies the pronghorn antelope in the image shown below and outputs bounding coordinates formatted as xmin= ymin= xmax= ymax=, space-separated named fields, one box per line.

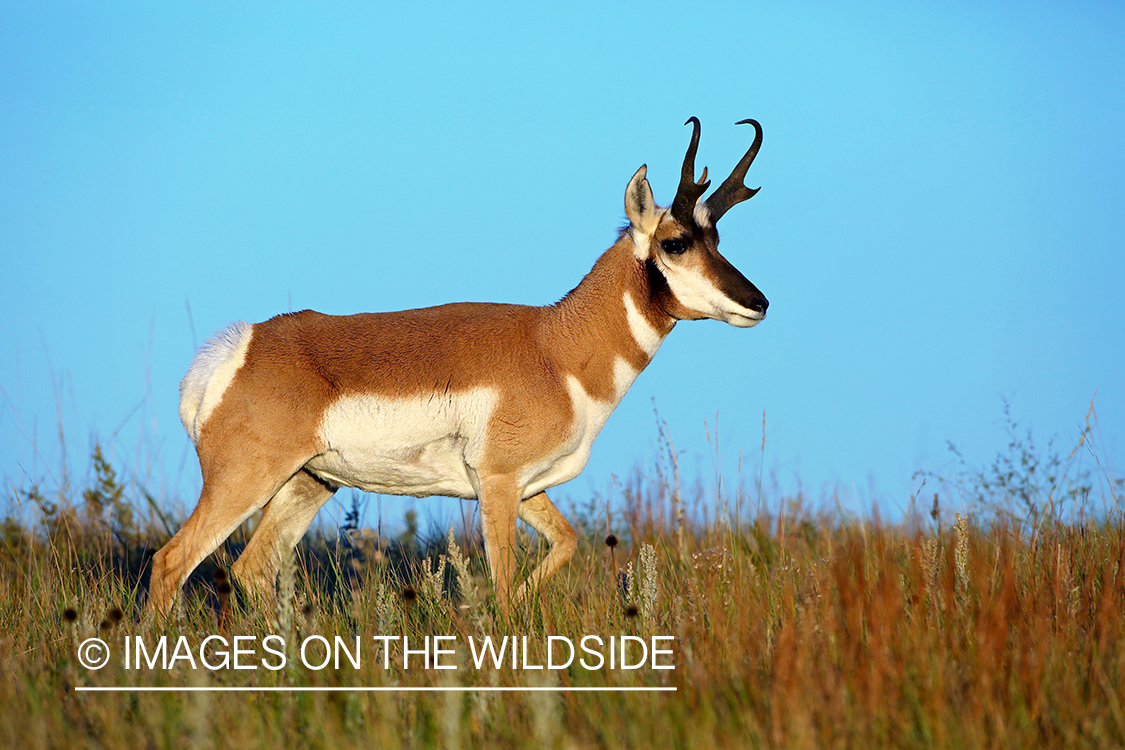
xmin=149 ymin=117 xmax=769 ymax=614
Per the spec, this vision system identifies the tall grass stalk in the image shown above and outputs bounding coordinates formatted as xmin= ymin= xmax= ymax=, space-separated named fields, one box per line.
xmin=1 ymin=406 xmax=1122 ymax=749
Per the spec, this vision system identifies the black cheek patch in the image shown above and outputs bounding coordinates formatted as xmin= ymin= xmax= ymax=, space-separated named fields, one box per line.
xmin=644 ymin=257 xmax=676 ymax=312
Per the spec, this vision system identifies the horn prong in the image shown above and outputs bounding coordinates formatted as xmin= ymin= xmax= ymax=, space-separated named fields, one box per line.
xmin=703 ymin=119 xmax=764 ymax=222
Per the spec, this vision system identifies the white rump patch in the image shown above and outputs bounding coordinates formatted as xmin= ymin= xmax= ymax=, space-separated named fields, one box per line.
xmin=179 ymin=321 xmax=252 ymax=444
xmin=623 ymin=292 xmax=665 ymax=357
xmin=306 ymin=388 xmax=499 ymax=499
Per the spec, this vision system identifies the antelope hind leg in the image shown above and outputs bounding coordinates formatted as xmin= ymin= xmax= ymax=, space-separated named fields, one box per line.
xmin=230 ymin=468 xmax=336 ymax=603
xmin=148 ymin=463 xmax=300 ymax=616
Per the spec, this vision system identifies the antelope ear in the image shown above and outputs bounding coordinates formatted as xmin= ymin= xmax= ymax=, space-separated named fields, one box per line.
xmin=625 ymin=165 xmax=659 ymax=234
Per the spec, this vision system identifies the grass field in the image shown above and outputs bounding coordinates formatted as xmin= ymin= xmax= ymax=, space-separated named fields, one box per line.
xmin=2 ymin=415 xmax=1122 ymax=749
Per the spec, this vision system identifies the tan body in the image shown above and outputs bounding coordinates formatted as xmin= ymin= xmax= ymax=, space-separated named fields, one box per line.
xmin=149 ymin=118 xmax=770 ymax=613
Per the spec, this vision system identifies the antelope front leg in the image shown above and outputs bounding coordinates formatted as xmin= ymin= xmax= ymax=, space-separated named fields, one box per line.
xmin=514 ymin=491 xmax=577 ymax=603
xmin=477 ymin=475 xmax=522 ymax=610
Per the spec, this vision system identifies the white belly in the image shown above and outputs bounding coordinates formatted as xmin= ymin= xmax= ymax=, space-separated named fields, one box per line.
xmin=305 ymin=388 xmax=497 ymax=499
xmin=305 ymin=357 xmax=640 ymax=500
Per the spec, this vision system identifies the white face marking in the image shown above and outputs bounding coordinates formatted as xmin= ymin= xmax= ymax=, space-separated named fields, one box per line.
xmin=307 ymin=388 xmax=498 ymax=499
xmin=179 ymin=321 xmax=253 ymax=443
xmin=623 ymin=292 xmax=665 ymax=357
xmin=655 ymin=253 xmax=764 ymax=328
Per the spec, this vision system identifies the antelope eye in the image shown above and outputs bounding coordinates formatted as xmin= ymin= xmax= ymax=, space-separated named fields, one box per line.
xmin=661 ymin=238 xmax=688 ymax=255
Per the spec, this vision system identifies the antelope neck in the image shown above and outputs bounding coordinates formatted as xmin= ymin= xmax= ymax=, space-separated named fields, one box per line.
xmin=542 ymin=237 xmax=675 ymax=403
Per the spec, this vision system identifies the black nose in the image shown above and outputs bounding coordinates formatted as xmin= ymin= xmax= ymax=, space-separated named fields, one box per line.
xmin=749 ymin=296 xmax=769 ymax=314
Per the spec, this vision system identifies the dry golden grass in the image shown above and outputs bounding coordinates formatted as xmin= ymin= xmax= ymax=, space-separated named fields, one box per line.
xmin=2 ymin=429 xmax=1123 ymax=749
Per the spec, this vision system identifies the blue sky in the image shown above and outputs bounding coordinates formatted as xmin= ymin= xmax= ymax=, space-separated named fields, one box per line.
xmin=2 ymin=2 xmax=1122 ymax=527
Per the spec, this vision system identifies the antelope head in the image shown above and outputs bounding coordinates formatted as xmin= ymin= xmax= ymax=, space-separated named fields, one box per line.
xmin=625 ymin=117 xmax=769 ymax=328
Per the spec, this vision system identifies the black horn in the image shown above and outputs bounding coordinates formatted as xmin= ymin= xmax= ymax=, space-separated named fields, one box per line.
xmin=670 ymin=117 xmax=711 ymax=226
xmin=703 ymin=119 xmax=763 ymax=222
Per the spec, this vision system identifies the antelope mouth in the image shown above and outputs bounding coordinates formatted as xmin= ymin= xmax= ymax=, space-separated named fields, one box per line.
xmin=723 ymin=310 xmax=766 ymax=328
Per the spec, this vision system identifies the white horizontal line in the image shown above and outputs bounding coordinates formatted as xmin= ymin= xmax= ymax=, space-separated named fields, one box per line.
xmin=76 ymin=686 xmax=676 ymax=693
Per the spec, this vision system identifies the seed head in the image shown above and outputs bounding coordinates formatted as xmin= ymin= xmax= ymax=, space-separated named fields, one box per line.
xmin=400 ymin=586 xmax=418 ymax=604
xmin=605 ymin=534 xmax=618 ymax=549
xmin=624 ymin=604 xmax=639 ymax=619
xmin=63 ymin=608 xmax=78 ymax=623
xmin=954 ymin=513 xmax=970 ymax=597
